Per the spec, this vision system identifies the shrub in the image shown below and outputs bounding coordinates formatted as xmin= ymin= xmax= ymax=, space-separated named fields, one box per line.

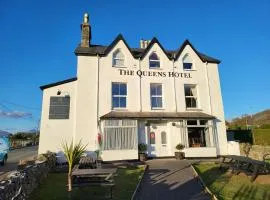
xmin=176 ymin=143 xmax=185 ymax=151
xmin=138 ymin=143 xmax=147 ymax=153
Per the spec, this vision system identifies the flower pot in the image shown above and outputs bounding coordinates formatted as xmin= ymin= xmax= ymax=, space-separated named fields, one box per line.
xmin=175 ymin=152 xmax=185 ymax=160
xmin=139 ymin=153 xmax=147 ymax=162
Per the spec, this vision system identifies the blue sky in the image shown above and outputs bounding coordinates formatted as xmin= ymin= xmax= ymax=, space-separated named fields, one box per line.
xmin=0 ymin=0 xmax=269 ymax=132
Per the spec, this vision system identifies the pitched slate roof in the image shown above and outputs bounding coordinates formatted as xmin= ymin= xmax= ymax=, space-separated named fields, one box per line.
xmin=75 ymin=34 xmax=220 ymax=64
xmin=100 ymin=111 xmax=215 ymax=119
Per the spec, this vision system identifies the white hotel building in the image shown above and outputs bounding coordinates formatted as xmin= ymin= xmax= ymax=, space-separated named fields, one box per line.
xmin=38 ymin=14 xmax=228 ymax=161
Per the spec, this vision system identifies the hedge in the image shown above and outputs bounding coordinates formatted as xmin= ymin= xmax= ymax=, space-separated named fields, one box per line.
xmin=253 ymin=129 xmax=270 ymax=146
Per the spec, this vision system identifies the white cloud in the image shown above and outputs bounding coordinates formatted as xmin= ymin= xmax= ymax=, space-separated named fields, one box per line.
xmin=0 ymin=110 xmax=32 ymax=119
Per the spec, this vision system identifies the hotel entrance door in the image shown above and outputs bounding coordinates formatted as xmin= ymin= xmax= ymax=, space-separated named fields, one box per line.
xmin=148 ymin=123 xmax=170 ymax=157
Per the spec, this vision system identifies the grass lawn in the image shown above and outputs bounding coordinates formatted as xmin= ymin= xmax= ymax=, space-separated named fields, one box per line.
xmin=29 ymin=166 xmax=145 ymax=200
xmin=193 ymin=164 xmax=270 ymax=200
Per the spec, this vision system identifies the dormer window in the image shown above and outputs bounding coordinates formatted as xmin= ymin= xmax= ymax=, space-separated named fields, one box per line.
xmin=149 ymin=52 xmax=160 ymax=68
xmin=112 ymin=49 xmax=125 ymax=67
xmin=183 ymin=54 xmax=193 ymax=70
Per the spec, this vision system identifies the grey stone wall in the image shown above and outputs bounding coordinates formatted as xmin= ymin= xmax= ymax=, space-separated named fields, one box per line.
xmin=0 ymin=152 xmax=56 ymax=200
xmin=240 ymin=143 xmax=270 ymax=160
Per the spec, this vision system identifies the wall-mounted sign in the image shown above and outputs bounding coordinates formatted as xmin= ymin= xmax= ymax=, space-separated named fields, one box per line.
xmin=119 ymin=69 xmax=192 ymax=78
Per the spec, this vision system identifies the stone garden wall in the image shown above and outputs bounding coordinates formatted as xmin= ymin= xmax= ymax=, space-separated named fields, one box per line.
xmin=240 ymin=143 xmax=270 ymax=160
xmin=0 ymin=152 xmax=56 ymax=200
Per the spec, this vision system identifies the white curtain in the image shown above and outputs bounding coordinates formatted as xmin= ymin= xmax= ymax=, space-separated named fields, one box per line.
xmin=103 ymin=120 xmax=137 ymax=150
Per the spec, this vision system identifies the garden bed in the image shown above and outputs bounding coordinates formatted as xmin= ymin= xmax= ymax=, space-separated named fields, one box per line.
xmin=29 ymin=165 xmax=145 ymax=200
xmin=193 ymin=163 xmax=270 ymax=200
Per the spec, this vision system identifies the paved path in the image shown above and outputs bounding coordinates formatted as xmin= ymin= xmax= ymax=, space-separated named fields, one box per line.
xmin=0 ymin=146 xmax=38 ymax=178
xmin=136 ymin=159 xmax=210 ymax=200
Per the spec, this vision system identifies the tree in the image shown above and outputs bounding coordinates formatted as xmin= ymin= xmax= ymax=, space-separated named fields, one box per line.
xmin=61 ymin=140 xmax=87 ymax=192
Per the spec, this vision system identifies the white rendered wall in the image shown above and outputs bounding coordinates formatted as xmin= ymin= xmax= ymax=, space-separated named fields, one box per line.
xmin=184 ymin=147 xmax=217 ymax=157
xmin=75 ymin=56 xmax=99 ymax=151
xmin=207 ymin=63 xmax=228 ymax=155
xmin=38 ymin=81 xmax=76 ymax=154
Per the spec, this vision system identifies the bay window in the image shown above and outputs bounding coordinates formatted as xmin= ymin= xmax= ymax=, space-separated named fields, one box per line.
xmin=103 ymin=120 xmax=137 ymax=150
xmin=186 ymin=120 xmax=212 ymax=148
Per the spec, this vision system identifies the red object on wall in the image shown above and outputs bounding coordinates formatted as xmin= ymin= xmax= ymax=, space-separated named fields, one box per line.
xmin=97 ymin=133 xmax=102 ymax=145
xmin=150 ymin=132 xmax=155 ymax=139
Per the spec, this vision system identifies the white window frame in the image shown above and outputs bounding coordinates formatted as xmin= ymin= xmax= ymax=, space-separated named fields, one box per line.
xmin=111 ymin=82 xmax=127 ymax=109
xmin=184 ymin=84 xmax=199 ymax=109
xmin=149 ymin=52 xmax=161 ymax=69
xmin=150 ymin=83 xmax=163 ymax=109
xmin=112 ymin=49 xmax=125 ymax=68
xmin=184 ymin=119 xmax=214 ymax=148
xmin=182 ymin=53 xmax=195 ymax=71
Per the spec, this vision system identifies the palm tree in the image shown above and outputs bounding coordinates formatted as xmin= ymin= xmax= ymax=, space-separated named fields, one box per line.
xmin=62 ymin=139 xmax=87 ymax=192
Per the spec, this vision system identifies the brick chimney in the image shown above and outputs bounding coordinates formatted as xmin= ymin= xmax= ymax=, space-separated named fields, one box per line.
xmin=80 ymin=13 xmax=91 ymax=48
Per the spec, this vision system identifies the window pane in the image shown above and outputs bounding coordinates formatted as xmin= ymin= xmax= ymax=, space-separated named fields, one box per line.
xmin=119 ymin=84 xmax=127 ymax=95
xmin=184 ymin=85 xmax=191 ymax=96
xmin=156 ymin=84 xmax=162 ymax=95
xmin=187 ymin=120 xmax=198 ymax=125
xmin=150 ymin=85 xmax=156 ymax=95
xmin=112 ymin=97 xmax=119 ymax=108
xmin=183 ymin=62 xmax=192 ymax=70
xmin=188 ymin=127 xmax=209 ymax=147
xmin=200 ymin=120 xmax=208 ymax=125
xmin=150 ymin=61 xmax=160 ymax=68
xmin=112 ymin=83 xmax=119 ymax=95
xmin=119 ymin=97 xmax=126 ymax=108
xmin=161 ymin=131 xmax=167 ymax=144
xmin=150 ymin=132 xmax=155 ymax=144
xmin=156 ymin=97 xmax=162 ymax=107
xmin=186 ymin=97 xmax=197 ymax=108
xmin=114 ymin=59 xmax=124 ymax=66
xmin=151 ymin=97 xmax=157 ymax=108
xmin=149 ymin=53 xmax=159 ymax=60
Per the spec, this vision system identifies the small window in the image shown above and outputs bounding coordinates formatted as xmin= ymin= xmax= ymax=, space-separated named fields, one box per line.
xmin=149 ymin=52 xmax=160 ymax=68
xmin=183 ymin=54 xmax=193 ymax=70
xmin=184 ymin=85 xmax=198 ymax=108
xmin=112 ymin=49 xmax=125 ymax=67
xmin=49 ymin=96 xmax=70 ymax=119
xmin=161 ymin=131 xmax=167 ymax=144
xmin=150 ymin=132 xmax=155 ymax=144
xmin=150 ymin=83 xmax=163 ymax=109
xmin=112 ymin=83 xmax=127 ymax=109
xmin=187 ymin=120 xmax=198 ymax=125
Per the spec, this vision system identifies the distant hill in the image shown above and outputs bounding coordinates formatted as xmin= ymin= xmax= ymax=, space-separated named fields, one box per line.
xmin=229 ymin=109 xmax=270 ymax=128
xmin=0 ymin=130 xmax=12 ymax=137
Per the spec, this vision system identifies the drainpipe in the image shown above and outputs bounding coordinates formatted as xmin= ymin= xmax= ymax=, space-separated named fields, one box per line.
xmin=139 ymin=58 xmax=142 ymax=112
xmin=205 ymin=61 xmax=212 ymax=114
xmin=172 ymin=56 xmax=178 ymax=112
xmin=97 ymin=54 xmax=100 ymax=128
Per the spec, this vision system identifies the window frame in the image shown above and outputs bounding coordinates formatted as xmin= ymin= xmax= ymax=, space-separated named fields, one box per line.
xmin=150 ymin=83 xmax=163 ymax=109
xmin=112 ymin=49 xmax=125 ymax=68
xmin=184 ymin=84 xmax=199 ymax=109
xmin=111 ymin=82 xmax=127 ymax=109
xmin=182 ymin=53 xmax=195 ymax=71
xmin=185 ymin=119 xmax=213 ymax=148
xmin=149 ymin=52 xmax=161 ymax=69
